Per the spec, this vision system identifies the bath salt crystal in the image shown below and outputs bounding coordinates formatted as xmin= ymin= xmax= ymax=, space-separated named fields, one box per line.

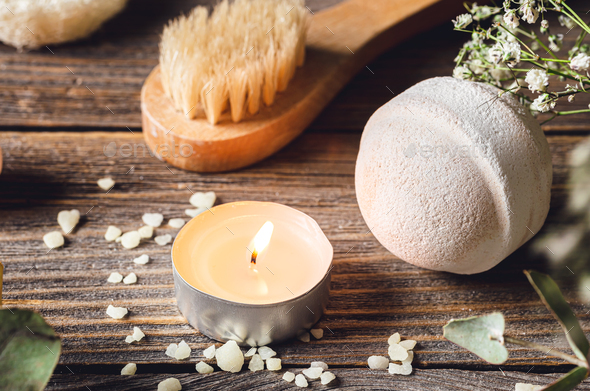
xmin=138 ymin=225 xmax=153 ymax=239
xmin=310 ymin=328 xmax=324 ymax=339
xmin=121 ymin=231 xmax=141 ymax=249
xmin=302 ymin=367 xmax=323 ymax=379
xmin=266 ymin=358 xmax=281 ymax=371
xmin=106 ymin=305 xmax=128 ymax=319
xmin=215 ymin=340 xmax=243 ymax=373
xmin=132 ymin=327 xmax=145 ymax=341
xmin=399 ymin=340 xmax=417 ymax=350
xmin=295 ymin=374 xmax=308 ymax=387
xmin=203 ymin=345 xmax=216 ymax=359
xmin=515 ymin=383 xmax=543 ymax=391
xmin=257 ymin=346 xmax=276 ymax=360
xmin=175 ymin=340 xmax=191 ymax=360
xmin=121 ymin=363 xmax=137 ymax=375
xmin=368 ymin=355 xmax=389 ymax=369
xmin=155 ymin=234 xmax=172 ymax=246
xmin=142 ymin=213 xmax=164 ymax=227
xmin=403 ymin=351 xmax=414 ymax=364
xmin=298 ymin=332 xmax=310 ymax=343
xmin=123 ymin=272 xmax=137 ymax=284
xmin=388 ymin=332 xmax=401 ymax=345
xmin=388 ymin=343 xmax=409 ymax=361
xmin=310 ymin=361 xmax=328 ymax=371
xmin=125 ymin=335 xmax=135 ymax=343
xmin=97 ymin=177 xmax=115 ymax=191
xmin=43 ymin=231 xmax=64 ymax=249
xmin=133 ymin=254 xmax=149 ymax=265
xmin=189 ymin=191 xmax=216 ymax=208
xmin=165 ymin=343 xmax=178 ymax=358
xmin=105 ymin=226 xmax=122 ymax=241
xmin=282 ymin=371 xmax=295 ymax=382
xmin=158 ymin=378 xmax=182 ymax=391
xmin=196 ymin=361 xmax=214 ymax=374
xmin=244 ymin=347 xmax=256 ymax=357
xmin=248 ymin=354 xmax=264 ymax=372
xmin=116 ymin=237 xmax=122 ymax=243
xmin=388 ymin=362 xmax=412 ymax=375
xmin=320 ymin=371 xmax=336 ymax=385
xmin=169 ymin=218 xmax=185 ymax=228
xmin=57 ymin=209 xmax=80 ymax=233
xmin=107 ymin=272 xmax=123 ymax=283
xmin=185 ymin=208 xmax=206 ymax=218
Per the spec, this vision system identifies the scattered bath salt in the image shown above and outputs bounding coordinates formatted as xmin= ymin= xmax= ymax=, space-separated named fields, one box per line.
xmin=282 ymin=371 xmax=295 ymax=382
xmin=403 ymin=351 xmax=414 ymax=365
xmin=106 ymin=305 xmax=128 ymax=319
xmin=121 ymin=363 xmax=137 ymax=375
xmin=105 ymin=226 xmax=122 ymax=241
xmin=388 ymin=343 xmax=409 ymax=361
xmin=57 ymin=209 xmax=80 ymax=233
xmin=116 ymin=237 xmax=122 ymax=243
xmin=244 ymin=347 xmax=257 ymax=357
xmin=196 ymin=361 xmax=214 ymax=374
xmin=266 ymin=358 xmax=281 ymax=371
xmin=121 ymin=231 xmax=141 ymax=249
xmin=97 ymin=177 xmax=115 ymax=191
xmin=142 ymin=213 xmax=164 ymax=227
xmin=43 ymin=231 xmax=64 ymax=249
xmin=155 ymin=234 xmax=172 ymax=246
xmin=295 ymin=374 xmax=308 ymax=387
xmin=320 ymin=371 xmax=336 ymax=385
xmin=169 ymin=218 xmax=185 ymax=228
xmin=185 ymin=208 xmax=206 ymax=218
xmin=310 ymin=328 xmax=324 ymax=339
xmin=158 ymin=378 xmax=182 ymax=391
xmin=123 ymin=272 xmax=137 ymax=284
xmin=125 ymin=336 xmax=135 ymax=343
xmin=107 ymin=272 xmax=123 ymax=283
xmin=132 ymin=327 xmax=145 ymax=342
xmin=298 ymin=332 xmax=310 ymax=343
xmin=368 ymin=355 xmax=389 ymax=369
xmin=138 ymin=225 xmax=153 ymax=239
xmin=388 ymin=362 xmax=412 ymax=375
xmin=165 ymin=344 xmax=178 ymax=358
xmin=133 ymin=254 xmax=150 ymax=265
xmin=515 ymin=383 xmax=543 ymax=391
xmin=388 ymin=332 xmax=401 ymax=345
xmin=311 ymin=361 xmax=328 ymax=371
xmin=203 ymin=345 xmax=216 ymax=359
xmin=248 ymin=354 xmax=264 ymax=372
xmin=399 ymin=340 xmax=417 ymax=350
xmin=215 ymin=340 xmax=243 ymax=373
xmin=175 ymin=340 xmax=191 ymax=360
xmin=189 ymin=191 xmax=216 ymax=208
xmin=257 ymin=346 xmax=276 ymax=360
xmin=302 ymin=367 xmax=323 ymax=379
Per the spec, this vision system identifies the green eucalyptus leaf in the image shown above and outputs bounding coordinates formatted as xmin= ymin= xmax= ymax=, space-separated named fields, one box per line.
xmin=525 ymin=270 xmax=590 ymax=363
xmin=0 ymin=309 xmax=61 ymax=391
xmin=540 ymin=366 xmax=589 ymax=391
xmin=443 ymin=312 xmax=508 ymax=364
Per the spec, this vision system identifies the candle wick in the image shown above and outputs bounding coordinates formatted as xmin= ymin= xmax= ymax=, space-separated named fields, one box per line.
xmin=251 ymin=250 xmax=258 ymax=265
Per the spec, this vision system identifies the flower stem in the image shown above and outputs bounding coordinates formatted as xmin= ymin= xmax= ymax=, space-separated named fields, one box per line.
xmin=556 ymin=109 xmax=590 ymax=116
xmin=504 ymin=336 xmax=588 ymax=367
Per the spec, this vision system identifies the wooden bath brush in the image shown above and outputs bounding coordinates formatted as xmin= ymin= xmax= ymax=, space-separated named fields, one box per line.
xmin=141 ymin=0 xmax=451 ymax=172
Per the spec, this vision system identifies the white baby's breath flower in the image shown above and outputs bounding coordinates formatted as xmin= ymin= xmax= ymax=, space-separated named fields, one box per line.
xmin=525 ymin=69 xmax=549 ymax=93
xmin=519 ymin=0 xmax=539 ymax=24
xmin=531 ymin=93 xmax=556 ymax=113
xmin=503 ymin=10 xmax=519 ymax=29
xmin=541 ymin=19 xmax=549 ymax=29
xmin=490 ymin=67 xmax=511 ymax=82
xmin=502 ymin=41 xmax=521 ymax=67
xmin=558 ymin=15 xmax=576 ymax=30
xmin=469 ymin=59 xmax=486 ymax=74
xmin=453 ymin=13 xmax=473 ymax=29
xmin=570 ymin=53 xmax=590 ymax=72
xmin=548 ymin=34 xmax=563 ymax=52
xmin=488 ymin=43 xmax=503 ymax=64
xmin=453 ymin=66 xmax=471 ymax=80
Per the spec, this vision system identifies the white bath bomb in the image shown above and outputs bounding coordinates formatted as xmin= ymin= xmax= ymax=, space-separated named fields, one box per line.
xmin=355 ymin=77 xmax=552 ymax=274
xmin=0 ymin=0 xmax=128 ymax=50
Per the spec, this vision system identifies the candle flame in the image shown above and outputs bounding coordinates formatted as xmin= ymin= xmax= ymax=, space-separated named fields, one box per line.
xmin=250 ymin=221 xmax=274 ymax=265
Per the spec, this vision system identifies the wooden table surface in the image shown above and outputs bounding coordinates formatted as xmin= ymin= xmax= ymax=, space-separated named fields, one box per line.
xmin=1 ymin=0 xmax=590 ymax=390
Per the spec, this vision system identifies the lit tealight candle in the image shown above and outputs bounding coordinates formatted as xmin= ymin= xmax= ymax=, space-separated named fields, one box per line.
xmin=172 ymin=201 xmax=333 ymax=346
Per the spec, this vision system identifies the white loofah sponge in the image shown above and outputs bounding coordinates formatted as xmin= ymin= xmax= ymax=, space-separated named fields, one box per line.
xmin=0 ymin=0 xmax=127 ymax=50
xmin=355 ymin=77 xmax=552 ymax=274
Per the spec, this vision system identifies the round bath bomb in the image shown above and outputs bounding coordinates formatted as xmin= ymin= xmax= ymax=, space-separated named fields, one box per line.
xmin=0 ymin=0 xmax=128 ymax=50
xmin=355 ymin=77 xmax=552 ymax=274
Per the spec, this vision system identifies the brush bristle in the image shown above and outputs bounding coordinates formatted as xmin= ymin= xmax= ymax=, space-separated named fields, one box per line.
xmin=159 ymin=0 xmax=309 ymax=125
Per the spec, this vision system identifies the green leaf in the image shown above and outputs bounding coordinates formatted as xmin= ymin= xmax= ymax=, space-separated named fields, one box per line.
xmin=0 ymin=309 xmax=61 ymax=391
xmin=443 ymin=312 xmax=508 ymax=364
xmin=525 ymin=270 xmax=590 ymax=363
xmin=540 ymin=366 xmax=589 ymax=391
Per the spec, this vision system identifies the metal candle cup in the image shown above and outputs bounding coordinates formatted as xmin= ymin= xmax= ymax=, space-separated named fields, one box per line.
xmin=172 ymin=201 xmax=333 ymax=346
